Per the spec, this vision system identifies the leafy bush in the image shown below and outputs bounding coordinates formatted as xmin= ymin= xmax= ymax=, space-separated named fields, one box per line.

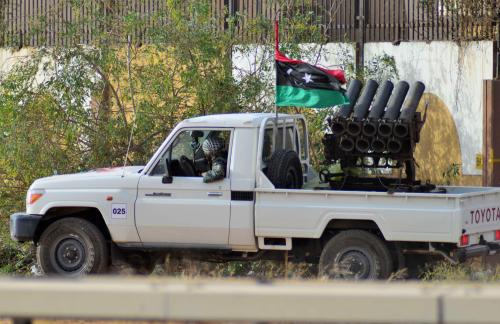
xmin=0 ymin=220 xmax=34 ymax=275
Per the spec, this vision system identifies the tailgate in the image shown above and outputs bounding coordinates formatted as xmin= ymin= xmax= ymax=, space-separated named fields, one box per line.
xmin=460 ymin=187 xmax=500 ymax=247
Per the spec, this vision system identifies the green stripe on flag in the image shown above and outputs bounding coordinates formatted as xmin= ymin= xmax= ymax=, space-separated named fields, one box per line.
xmin=276 ymin=85 xmax=349 ymax=108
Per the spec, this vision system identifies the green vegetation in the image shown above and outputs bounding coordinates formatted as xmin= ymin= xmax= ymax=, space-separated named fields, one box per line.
xmin=0 ymin=221 xmax=33 ymax=274
xmin=423 ymin=260 xmax=500 ymax=282
xmin=442 ymin=163 xmax=461 ymax=186
xmin=155 ymin=256 xmax=317 ymax=279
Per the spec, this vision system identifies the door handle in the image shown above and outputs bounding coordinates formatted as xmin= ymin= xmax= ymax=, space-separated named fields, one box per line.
xmin=207 ymin=192 xmax=223 ymax=197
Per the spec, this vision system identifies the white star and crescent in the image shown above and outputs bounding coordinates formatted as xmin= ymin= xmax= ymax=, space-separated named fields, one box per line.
xmin=302 ymin=73 xmax=313 ymax=83
xmin=283 ymin=67 xmax=314 ymax=85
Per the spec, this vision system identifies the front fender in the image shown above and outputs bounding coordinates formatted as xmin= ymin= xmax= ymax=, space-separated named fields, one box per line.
xmin=37 ymin=201 xmax=103 ymax=216
xmin=33 ymin=200 xmax=141 ymax=243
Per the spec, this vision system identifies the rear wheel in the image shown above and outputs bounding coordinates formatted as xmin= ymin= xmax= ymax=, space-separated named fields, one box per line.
xmin=37 ymin=217 xmax=109 ymax=277
xmin=319 ymin=230 xmax=393 ymax=280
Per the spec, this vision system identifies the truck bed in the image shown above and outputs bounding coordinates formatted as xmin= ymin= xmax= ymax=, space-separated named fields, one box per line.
xmin=254 ymin=186 xmax=500 ymax=245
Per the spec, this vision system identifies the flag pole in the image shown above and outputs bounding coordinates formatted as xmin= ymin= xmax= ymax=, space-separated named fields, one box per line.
xmin=274 ymin=13 xmax=279 ymax=121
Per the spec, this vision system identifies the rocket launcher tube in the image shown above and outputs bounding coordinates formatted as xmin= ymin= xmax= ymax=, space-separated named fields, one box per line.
xmin=371 ymin=137 xmax=387 ymax=153
xmin=339 ymin=136 xmax=355 ymax=152
xmin=355 ymin=137 xmax=371 ymax=153
xmin=387 ymin=137 xmax=403 ymax=153
xmin=399 ymin=81 xmax=426 ymax=121
xmin=352 ymin=80 xmax=379 ymax=119
xmin=338 ymin=79 xmax=363 ymax=118
xmin=363 ymin=80 xmax=394 ymax=137
xmin=347 ymin=79 xmax=379 ymax=136
xmin=394 ymin=81 xmax=426 ymax=138
xmin=378 ymin=81 xmax=410 ymax=137
xmin=330 ymin=80 xmax=362 ymax=135
xmin=368 ymin=80 xmax=394 ymax=119
xmin=383 ymin=81 xmax=410 ymax=120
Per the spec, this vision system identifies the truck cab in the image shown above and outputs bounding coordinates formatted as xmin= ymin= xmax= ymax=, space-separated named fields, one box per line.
xmin=133 ymin=113 xmax=306 ymax=250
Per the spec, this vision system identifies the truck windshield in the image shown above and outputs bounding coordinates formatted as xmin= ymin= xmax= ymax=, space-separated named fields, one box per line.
xmin=150 ymin=129 xmax=231 ymax=177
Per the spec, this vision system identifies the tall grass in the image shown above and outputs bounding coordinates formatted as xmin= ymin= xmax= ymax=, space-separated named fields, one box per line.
xmin=422 ymin=258 xmax=500 ymax=282
xmin=151 ymin=255 xmax=317 ymax=280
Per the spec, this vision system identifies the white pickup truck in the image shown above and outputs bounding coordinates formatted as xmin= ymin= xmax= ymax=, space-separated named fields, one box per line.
xmin=10 ymin=113 xmax=500 ymax=278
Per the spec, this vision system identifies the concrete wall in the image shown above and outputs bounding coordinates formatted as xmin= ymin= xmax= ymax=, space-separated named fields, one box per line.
xmin=0 ymin=48 xmax=32 ymax=75
xmin=365 ymin=41 xmax=493 ymax=177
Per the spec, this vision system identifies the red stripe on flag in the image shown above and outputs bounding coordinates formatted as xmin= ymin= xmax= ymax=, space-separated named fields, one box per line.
xmin=318 ymin=67 xmax=347 ymax=85
xmin=274 ymin=20 xmax=346 ymax=84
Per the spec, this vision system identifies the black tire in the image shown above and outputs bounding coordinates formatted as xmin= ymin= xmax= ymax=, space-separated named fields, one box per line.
xmin=318 ymin=230 xmax=393 ymax=280
xmin=266 ymin=149 xmax=303 ymax=189
xmin=37 ymin=217 xmax=109 ymax=277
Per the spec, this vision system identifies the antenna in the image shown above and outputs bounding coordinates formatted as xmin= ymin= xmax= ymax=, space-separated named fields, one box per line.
xmin=122 ymin=34 xmax=138 ymax=177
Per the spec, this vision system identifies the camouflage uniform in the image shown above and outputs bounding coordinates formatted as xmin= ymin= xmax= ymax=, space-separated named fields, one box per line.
xmin=190 ymin=136 xmax=209 ymax=175
xmin=202 ymin=135 xmax=226 ymax=183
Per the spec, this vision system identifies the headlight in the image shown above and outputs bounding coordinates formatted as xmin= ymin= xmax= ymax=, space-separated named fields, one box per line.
xmin=27 ymin=189 xmax=45 ymax=205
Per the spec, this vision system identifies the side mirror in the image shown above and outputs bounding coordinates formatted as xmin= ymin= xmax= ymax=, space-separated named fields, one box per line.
xmin=162 ymin=159 xmax=173 ymax=184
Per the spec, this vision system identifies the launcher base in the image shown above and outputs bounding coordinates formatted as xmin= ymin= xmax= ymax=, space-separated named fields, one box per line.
xmin=317 ymin=171 xmax=441 ymax=193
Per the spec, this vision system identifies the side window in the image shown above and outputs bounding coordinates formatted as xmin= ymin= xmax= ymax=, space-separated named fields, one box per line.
xmin=262 ymin=126 xmax=296 ymax=162
xmin=297 ymin=120 xmax=307 ymax=161
xmin=171 ymin=131 xmax=195 ymax=161
xmin=284 ymin=126 xmax=295 ymax=150
xmin=151 ymin=129 xmax=231 ymax=177
xmin=262 ymin=129 xmax=273 ymax=162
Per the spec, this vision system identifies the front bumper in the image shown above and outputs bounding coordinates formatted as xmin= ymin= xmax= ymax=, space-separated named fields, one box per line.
xmin=10 ymin=213 xmax=42 ymax=242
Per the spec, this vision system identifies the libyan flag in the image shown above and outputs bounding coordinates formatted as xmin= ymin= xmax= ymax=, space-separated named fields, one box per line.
xmin=275 ymin=50 xmax=349 ymax=108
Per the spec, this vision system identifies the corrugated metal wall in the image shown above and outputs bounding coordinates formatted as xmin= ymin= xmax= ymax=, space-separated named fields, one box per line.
xmin=0 ymin=0 xmax=497 ymax=47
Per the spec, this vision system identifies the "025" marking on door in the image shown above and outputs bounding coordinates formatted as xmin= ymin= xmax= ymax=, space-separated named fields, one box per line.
xmin=111 ymin=203 xmax=127 ymax=219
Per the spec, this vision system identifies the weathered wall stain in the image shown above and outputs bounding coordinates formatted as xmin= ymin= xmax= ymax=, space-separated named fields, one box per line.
xmin=414 ymin=93 xmax=480 ymax=186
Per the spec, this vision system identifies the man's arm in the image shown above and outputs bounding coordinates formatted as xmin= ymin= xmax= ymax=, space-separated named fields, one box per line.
xmin=203 ymin=158 xmax=226 ymax=183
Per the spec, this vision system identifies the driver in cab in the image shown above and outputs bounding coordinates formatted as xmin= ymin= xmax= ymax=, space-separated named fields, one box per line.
xmin=201 ymin=133 xmax=226 ymax=183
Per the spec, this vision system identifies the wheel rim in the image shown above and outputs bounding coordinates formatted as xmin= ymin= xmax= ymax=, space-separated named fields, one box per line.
xmin=54 ymin=237 xmax=87 ymax=272
xmin=333 ymin=248 xmax=372 ymax=279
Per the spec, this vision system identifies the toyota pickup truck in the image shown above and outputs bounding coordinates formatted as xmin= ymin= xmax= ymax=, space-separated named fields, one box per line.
xmin=10 ymin=113 xmax=500 ymax=278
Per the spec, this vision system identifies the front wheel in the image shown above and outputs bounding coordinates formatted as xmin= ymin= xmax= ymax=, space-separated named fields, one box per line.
xmin=37 ymin=217 xmax=109 ymax=277
xmin=319 ymin=230 xmax=393 ymax=280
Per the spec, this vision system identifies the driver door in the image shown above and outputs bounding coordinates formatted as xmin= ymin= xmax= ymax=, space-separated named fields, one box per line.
xmin=135 ymin=128 xmax=232 ymax=247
